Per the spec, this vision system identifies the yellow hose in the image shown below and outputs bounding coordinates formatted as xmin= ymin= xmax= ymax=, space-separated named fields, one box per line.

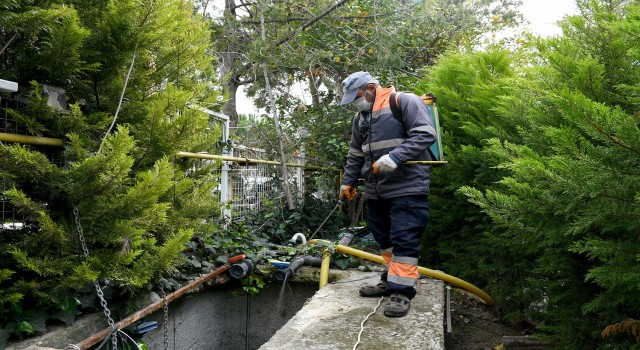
xmin=309 ymin=239 xmax=493 ymax=305
xmin=319 ymin=248 xmax=331 ymax=289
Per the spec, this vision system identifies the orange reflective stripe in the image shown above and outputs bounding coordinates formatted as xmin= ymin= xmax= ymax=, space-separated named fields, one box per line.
xmin=388 ymin=260 xmax=418 ymax=280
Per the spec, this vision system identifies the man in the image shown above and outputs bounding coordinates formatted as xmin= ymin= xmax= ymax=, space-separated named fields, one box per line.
xmin=339 ymin=71 xmax=436 ymax=317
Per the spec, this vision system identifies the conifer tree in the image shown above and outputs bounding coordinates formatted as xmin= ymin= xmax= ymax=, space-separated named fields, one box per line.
xmin=420 ymin=0 xmax=640 ymax=347
xmin=0 ymin=0 xmax=222 ymax=334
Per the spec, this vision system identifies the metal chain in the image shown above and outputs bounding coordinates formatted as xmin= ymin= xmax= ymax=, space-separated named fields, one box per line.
xmin=73 ymin=207 xmax=118 ymax=349
xmin=160 ymin=286 xmax=169 ymax=350
xmin=73 ymin=207 xmax=90 ymax=257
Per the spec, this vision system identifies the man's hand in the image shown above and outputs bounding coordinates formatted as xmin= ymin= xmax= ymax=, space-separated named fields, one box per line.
xmin=372 ymin=154 xmax=398 ymax=174
xmin=339 ymin=184 xmax=357 ymax=201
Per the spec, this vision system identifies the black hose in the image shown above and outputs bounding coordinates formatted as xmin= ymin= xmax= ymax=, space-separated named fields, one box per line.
xmin=272 ymin=255 xmax=322 ymax=283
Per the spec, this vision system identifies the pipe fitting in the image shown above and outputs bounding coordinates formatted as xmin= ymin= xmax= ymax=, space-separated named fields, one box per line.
xmin=229 ymin=259 xmax=254 ymax=279
xmin=272 ymin=255 xmax=322 ymax=283
xmin=288 ymin=232 xmax=307 ymax=246
xmin=272 ymin=268 xmax=292 ymax=283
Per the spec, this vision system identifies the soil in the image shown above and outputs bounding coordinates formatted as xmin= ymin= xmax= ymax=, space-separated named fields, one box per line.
xmin=445 ymin=289 xmax=525 ymax=350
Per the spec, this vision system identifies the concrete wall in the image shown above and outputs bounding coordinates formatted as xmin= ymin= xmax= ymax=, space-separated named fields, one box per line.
xmin=141 ymin=281 xmax=317 ymax=350
xmin=5 ymin=280 xmax=317 ymax=350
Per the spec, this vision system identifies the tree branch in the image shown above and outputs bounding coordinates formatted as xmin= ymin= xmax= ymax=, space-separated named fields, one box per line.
xmin=0 ymin=32 xmax=18 ymax=56
xmin=274 ymin=0 xmax=351 ymax=47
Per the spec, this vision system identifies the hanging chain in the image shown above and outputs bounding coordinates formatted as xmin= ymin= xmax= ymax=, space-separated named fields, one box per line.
xmin=73 ymin=207 xmax=118 ymax=349
xmin=160 ymin=286 xmax=169 ymax=350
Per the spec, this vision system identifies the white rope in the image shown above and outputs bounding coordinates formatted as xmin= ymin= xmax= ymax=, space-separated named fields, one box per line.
xmin=353 ymin=296 xmax=384 ymax=350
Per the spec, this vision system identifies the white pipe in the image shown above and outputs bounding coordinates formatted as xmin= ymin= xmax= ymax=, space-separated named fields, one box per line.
xmin=290 ymin=233 xmax=307 ymax=245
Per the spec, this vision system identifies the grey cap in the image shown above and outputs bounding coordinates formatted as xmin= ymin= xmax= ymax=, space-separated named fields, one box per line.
xmin=340 ymin=71 xmax=373 ymax=105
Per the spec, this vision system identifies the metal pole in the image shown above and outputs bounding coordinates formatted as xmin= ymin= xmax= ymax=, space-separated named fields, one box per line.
xmin=176 ymin=151 xmax=341 ymax=171
xmin=446 ymin=286 xmax=452 ymax=333
xmin=0 ymin=132 xmax=63 ymax=147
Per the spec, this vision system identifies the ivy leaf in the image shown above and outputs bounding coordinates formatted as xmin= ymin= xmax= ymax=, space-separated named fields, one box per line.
xmin=10 ymin=302 xmax=22 ymax=314
xmin=31 ymin=310 xmax=48 ymax=333
xmin=51 ymin=309 xmax=79 ymax=326
xmin=78 ymin=293 xmax=96 ymax=309
xmin=59 ymin=297 xmax=80 ymax=313
xmin=17 ymin=321 xmax=35 ymax=334
xmin=333 ymin=257 xmax=350 ymax=270
xmin=187 ymin=257 xmax=202 ymax=268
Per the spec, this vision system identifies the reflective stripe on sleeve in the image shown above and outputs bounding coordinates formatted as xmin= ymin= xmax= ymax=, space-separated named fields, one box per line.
xmin=348 ymin=148 xmax=364 ymax=157
xmin=407 ymin=125 xmax=436 ymax=137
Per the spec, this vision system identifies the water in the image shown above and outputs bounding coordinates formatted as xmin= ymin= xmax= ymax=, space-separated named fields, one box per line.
xmin=275 ymin=273 xmax=289 ymax=316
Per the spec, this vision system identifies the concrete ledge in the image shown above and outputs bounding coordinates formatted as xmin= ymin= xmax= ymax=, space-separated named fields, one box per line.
xmin=260 ymin=270 xmax=445 ymax=350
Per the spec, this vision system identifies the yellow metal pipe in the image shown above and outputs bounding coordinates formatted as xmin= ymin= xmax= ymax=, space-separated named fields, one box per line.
xmin=176 ymin=151 xmax=341 ymax=171
xmin=404 ymin=160 xmax=448 ymax=165
xmin=0 ymin=132 xmax=64 ymax=147
xmin=319 ymin=248 xmax=331 ymax=289
xmin=309 ymin=239 xmax=493 ymax=304
xmin=177 ymin=151 xmax=445 ymax=168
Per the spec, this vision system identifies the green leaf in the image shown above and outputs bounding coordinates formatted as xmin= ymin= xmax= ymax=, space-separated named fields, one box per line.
xmin=10 ymin=302 xmax=22 ymax=314
xmin=17 ymin=321 xmax=35 ymax=334
xmin=51 ymin=309 xmax=78 ymax=326
xmin=59 ymin=297 xmax=80 ymax=313
xmin=30 ymin=310 xmax=48 ymax=333
xmin=78 ymin=293 xmax=96 ymax=309
xmin=333 ymin=257 xmax=349 ymax=270
xmin=136 ymin=340 xmax=150 ymax=350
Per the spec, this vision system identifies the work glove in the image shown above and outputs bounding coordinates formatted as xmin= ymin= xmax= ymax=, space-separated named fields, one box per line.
xmin=339 ymin=184 xmax=357 ymax=201
xmin=372 ymin=154 xmax=398 ymax=174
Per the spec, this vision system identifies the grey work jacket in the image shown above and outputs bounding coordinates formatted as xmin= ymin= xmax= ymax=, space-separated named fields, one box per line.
xmin=342 ymin=87 xmax=437 ymax=199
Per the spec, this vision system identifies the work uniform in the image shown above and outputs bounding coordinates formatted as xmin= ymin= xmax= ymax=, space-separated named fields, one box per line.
xmin=342 ymin=86 xmax=437 ymax=299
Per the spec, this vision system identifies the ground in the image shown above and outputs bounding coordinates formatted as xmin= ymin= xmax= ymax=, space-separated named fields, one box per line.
xmin=445 ymin=289 xmax=524 ymax=350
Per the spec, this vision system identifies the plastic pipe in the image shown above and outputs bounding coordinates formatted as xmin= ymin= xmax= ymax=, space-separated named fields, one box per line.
xmin=289 ymin=232 xmax=307 ymax=245
xmin=272 ymin=256 xmax=321 ymax=283
xmin=309 ymin=239 xmax=493 ymax=304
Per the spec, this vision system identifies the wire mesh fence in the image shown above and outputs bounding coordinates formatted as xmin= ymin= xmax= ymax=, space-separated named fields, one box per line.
xmin=226 ymin=147 xmax=309 ymax=219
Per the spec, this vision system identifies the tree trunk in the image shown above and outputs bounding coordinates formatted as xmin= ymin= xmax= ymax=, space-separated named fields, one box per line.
xmin=259 ymin=0 xmax=295 ymax=210
xmin=221 ymin=0 xmax=240 ymax=127
xmin=306 ymin=67 xmax=321 ymax=106
xmin=224 ymin=75 xmax=239 ymax=128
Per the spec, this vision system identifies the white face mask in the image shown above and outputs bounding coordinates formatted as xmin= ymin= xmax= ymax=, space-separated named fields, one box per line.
xmin=353 ymin=96 xmax=373 ymax=112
